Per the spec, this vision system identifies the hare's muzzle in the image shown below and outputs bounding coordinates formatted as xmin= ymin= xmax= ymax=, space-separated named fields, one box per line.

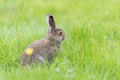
xmin=61 ymin=35 xmax=65 ymax=41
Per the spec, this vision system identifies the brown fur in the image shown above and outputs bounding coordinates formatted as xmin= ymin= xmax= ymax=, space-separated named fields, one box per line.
xmin=20 ymin=14 xmax=65 ymax=65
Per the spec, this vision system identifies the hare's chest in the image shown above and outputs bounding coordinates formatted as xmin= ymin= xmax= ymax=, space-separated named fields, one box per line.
xmin=43 ymin=45 xmax=60 ymax=61
xmin=45 ymin=47 xmax=59 ymax=61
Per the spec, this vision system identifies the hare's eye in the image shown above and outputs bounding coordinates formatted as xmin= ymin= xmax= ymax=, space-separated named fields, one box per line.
xmin=59 ymin=31 xmax=62 ymax=35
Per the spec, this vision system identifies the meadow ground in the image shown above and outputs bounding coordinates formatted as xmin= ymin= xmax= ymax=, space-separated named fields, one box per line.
xmin=0 ymin=0 xmax=120 ymax=80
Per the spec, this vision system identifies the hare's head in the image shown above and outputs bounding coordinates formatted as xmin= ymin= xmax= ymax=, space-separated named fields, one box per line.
xmin=46 ymin=14 xmax=65 ymax=42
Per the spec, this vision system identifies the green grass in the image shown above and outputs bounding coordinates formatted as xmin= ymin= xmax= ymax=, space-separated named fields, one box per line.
xmin=0 ymin=0 xmax=120 ymax=80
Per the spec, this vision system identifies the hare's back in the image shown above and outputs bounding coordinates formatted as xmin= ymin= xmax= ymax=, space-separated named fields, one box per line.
xmin=27 ymin=39 xmax=44 ymax=49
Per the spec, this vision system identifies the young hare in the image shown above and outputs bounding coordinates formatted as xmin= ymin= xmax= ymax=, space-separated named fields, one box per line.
xmin=20 ymin=14 xmax=65 ymax=65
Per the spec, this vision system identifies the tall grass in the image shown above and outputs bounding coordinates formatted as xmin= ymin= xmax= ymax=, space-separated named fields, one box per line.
xmin=0 ymin=0 xmax=120 ymax=80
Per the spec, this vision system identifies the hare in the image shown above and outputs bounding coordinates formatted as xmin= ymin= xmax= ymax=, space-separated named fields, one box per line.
xmin=20 ymin=14 xmax=65 ymax=66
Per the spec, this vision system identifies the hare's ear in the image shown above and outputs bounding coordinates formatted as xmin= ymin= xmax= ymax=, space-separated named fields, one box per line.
xmin=46 ymin=14 xmax=56 ymax=30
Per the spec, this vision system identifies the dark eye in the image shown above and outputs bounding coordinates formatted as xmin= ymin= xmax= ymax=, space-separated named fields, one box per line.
xmin=59 ymin=31 xmax=62 ymax=35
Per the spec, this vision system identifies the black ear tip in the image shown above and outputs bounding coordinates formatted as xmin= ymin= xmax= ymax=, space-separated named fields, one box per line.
xmin=46 ymin=14 xmax=53 ymax=18
xmin=49 ymin=16 xmax=53 ymax=19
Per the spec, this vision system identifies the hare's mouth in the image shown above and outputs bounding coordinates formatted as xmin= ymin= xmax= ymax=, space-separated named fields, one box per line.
xmin=61 ymin=36 xmax=65 ymax=41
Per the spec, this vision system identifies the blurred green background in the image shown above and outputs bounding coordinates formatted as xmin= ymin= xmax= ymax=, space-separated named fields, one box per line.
xmin=0 ymin=0 xmax=120 ymax=80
